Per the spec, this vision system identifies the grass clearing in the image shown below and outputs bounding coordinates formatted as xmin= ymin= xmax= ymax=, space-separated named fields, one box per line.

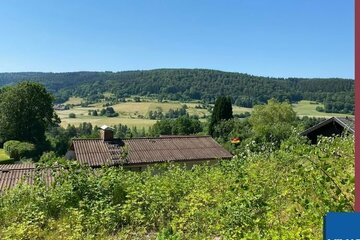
xmin=0 ymin=149 xmax=13 ymax=164
xmin=64 ymin=97 xmax=84 ymax=105
xmin=232 ymin=106 xmax=253 ymax=115
xmin=292 ymin=100 xmax=353 ymax=118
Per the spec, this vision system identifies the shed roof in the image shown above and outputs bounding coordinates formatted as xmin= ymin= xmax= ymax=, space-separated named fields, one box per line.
xmin=0 ymin=165 xmax=54 ymax=192
xmin=71 ymin=135 xmax=233 ymax=167
xmin=301 ymin=116 xmax=355 ymax=136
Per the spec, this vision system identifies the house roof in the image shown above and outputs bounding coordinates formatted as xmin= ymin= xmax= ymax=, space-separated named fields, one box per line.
xmin=301 ymin=116 xmax=355 ymax=136
xmin=71 ymin=135 xmax=233 ymax=167
xmin=0 ymin=163 xmax=35 ymax=171
xmin=0 ymin=136 xmax=232 ymax=192
xmin=0 ymin=164 xmax=53 ymax=192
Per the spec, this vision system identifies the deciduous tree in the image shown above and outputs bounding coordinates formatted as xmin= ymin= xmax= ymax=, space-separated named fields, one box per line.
xmin=0 ymin=82 xmax=60 ymax=144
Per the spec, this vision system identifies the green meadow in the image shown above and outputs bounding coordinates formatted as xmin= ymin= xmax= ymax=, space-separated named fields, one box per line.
xmin=57 ymin=99 xmax=352 ymax=128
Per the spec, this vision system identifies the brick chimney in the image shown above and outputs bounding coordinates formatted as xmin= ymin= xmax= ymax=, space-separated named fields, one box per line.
xmin=100 ymin=125 xmax=114 ymax=141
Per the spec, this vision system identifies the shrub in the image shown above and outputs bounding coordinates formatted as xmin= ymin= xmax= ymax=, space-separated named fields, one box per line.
xmin=3 ymin=140 xmax=36 ymax=160
xmin=68 ymin=113 xmax=76 ymax=118
xmin=0 ymin=136 xmax=354 ymax=239
xmin=316 ymin=106 xmax=324 ymax=112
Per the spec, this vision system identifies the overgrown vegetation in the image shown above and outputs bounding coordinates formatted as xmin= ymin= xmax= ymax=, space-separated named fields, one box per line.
xmin=0 ymin=135 xmax=354 ymax=239
xmin=3 ymin=140 xmax=36 ymax=161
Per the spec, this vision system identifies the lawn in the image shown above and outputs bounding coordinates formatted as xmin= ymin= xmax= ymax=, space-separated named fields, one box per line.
xmin=0 ymin=149 xmax=13 ymax=164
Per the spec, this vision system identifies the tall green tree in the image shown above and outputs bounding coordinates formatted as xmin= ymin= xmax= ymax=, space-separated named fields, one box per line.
xmin=249 ymin=99 xmax=296 ymax=144
xmin=209 ymin=96 xmax=233 ymax=136
xmin=0 ymin=82 xmax=60 ymax=144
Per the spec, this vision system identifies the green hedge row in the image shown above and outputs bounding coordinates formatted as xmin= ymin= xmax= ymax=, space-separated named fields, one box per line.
xmin=0 ymin=158 xmax=15 ymax=164
xmin=3 ymin=140 xmax=36 ymax=161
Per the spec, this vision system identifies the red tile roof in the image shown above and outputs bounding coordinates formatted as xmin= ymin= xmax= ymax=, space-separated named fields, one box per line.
xmin=71 ymin=136 xmax=233 ymax=167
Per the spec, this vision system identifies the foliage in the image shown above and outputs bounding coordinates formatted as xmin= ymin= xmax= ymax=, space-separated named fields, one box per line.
xmin=99 ymin=107 xmax=119 ymax=117
xmin=45 ymin=123 xmax=99 ymax=156
xmin=0 ymin=82 xmax=60 ymax=145
xmin=0 ymin=136 xmax=354 ymax=239
xmin=209 ymin=96 xmax=233 ymax=136
xmin=3 ymin=140 xmax=36 ymax=161
xmin=249 ymin=99 xmax=297 ymax=145
xmin=0 ymin=69 xmax=354 ymax=113
xmin=212 ymin=119 xmax=252 ymax=151
xmin=150 ymin=115 xmax=203 ymax=136
xmin=68 ymin=113 xmax=76 ymax=118
xmin=148 ymin=105 xmax=188 ymax=120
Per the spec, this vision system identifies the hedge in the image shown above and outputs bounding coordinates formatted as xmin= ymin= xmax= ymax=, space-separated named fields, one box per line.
xmin=3 ymin=140 xmax=36 ymax=160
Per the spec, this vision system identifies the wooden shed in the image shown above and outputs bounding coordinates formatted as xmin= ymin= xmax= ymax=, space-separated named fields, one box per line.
xmin=301 ymin=117 xmax=354 ymax=144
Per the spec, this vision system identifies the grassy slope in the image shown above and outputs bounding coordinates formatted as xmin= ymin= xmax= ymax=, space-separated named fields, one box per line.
xmin=293 ymin=100 xmax=353 ymax=118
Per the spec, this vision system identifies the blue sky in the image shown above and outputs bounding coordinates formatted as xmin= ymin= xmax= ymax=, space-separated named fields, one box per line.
xmin=0 ymin=0 xmax=354 ymax=78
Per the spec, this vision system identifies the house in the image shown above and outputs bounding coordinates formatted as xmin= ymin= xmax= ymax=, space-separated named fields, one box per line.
xmin=66 ymin=125 xmax=233 ymax=170
xmin=0 ymin=126 xmax=232 ymax=191
xmin=53 ymin=104 xmax=69 ymax=111
xmin=301 ymin=117 xmax=354 ymax=144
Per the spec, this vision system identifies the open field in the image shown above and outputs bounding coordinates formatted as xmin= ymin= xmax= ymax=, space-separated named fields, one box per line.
xmin=64 ymin=97 xmax=84 ymax=105
xmin=56 ymin=99 xmax=353 ymax=128
xmin=56 ymin=100 xmax=206 ymax=128
xmin=292 ymin=100 xmax=353 ymax=118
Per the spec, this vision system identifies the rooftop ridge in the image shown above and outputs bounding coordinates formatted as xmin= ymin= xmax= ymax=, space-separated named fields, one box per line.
xmin=72 ymin=135 xmax=212 ymax=141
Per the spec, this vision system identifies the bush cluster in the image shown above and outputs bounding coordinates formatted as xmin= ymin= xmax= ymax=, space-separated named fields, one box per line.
xmin=0 ymin=136 xmax=354 ymax=239
xmin=3 ymin=140 xmax=36 ymax=160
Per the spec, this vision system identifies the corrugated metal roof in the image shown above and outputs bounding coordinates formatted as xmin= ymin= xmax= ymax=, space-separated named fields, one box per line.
xmin=0 ymin=163 xmax=35 ymax=171
xmin=0 ymin=166 xmax=54 ymax=192
xmin=301 ymin=116 xmax=355 ymax=136
xmin=336 ymin=117 xmax=355 ymax=132
xmin=71 ymin=136 xmax=233 ymax=167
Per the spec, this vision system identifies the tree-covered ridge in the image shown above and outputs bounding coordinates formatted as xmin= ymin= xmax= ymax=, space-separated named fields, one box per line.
xmin=0 ymin=135 xmax=354 ymax=239
xmin=0 ymin=69 xmax=354 ymax=113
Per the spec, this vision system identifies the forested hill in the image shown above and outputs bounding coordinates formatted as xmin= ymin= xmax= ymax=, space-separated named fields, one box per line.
xmin=0 ymin=69 xmax=354 ymax=112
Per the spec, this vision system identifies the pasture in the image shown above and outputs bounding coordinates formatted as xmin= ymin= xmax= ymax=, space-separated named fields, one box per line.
xmin=56 ymin=99 xmax=353 ymax=128
xmin=64 ymin=97 xmax=84 ymax=105
xmin=56 ymin=100 xmax=207 ymax=128
xmin=292 ymin=100 xmax=352 ymax=118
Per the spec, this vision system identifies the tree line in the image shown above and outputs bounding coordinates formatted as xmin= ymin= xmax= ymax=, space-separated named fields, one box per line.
xmin=0 ymin=69 xmax=354 ymax=114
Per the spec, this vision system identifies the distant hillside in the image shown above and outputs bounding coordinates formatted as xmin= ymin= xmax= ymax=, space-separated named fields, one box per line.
xmin=0 ymin=69 xmax=354 ymax=113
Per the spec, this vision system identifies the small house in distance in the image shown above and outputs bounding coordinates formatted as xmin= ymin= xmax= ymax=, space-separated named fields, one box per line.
xmin=301 ymin=117 xmax=354 ymax=144
xmin=66 ymin=125 xmax=233 ymax=170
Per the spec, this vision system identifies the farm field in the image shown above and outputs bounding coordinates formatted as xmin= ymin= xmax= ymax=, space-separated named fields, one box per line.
xmin=57 ymin=99 xmax=353 ymax=128
xmin=292 ymin=100 xmax=353 ymax=118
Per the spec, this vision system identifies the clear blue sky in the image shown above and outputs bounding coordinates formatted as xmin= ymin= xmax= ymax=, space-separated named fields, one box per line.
xmin=0 ymin=0 xmax=354 ymax=78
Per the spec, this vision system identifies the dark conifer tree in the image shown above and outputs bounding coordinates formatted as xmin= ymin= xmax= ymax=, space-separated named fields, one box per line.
xmin=209 ymin=96 xmax=233 ymax=136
